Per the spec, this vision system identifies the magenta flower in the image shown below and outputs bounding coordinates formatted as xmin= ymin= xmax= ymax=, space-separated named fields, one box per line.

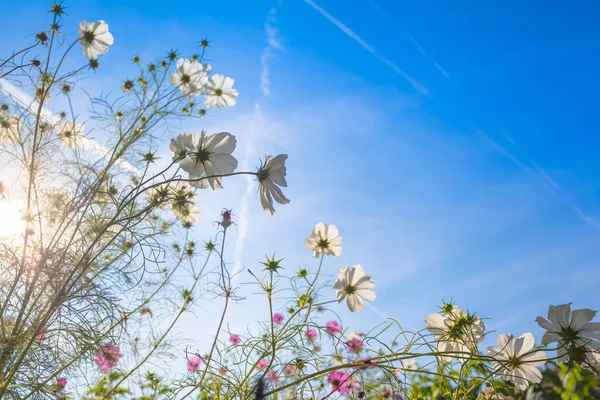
xmin=306 ymin=328 xmax=318 ymax=341
xmin=273 ymin=313 xmax=284 ymax=325
xmin=327 ymin=370 xmax=350 ymax=393
xmin=345 ymin=337 xmax=363 ymax=353
xmin=94 ymin=344 xmax=121 ymax=373
xmin=220 ymin=365 xmax=228 ymax=374
xmin=325 ymin=321 xmax=342 ymax=335
xmin=282 ymin=364 xmax=296 ymax=376
xmin=256 ymin=358 xmax=269 ymax=370
xmin=229 ymin=334 xmax=241 ymax=345
xmin=187 ymin=356 xmax=202 ymax=373
xmin=267 ymin=369 xmax=280 ymax=384
xmin=56 ymin=377 xmax=67 ymax=389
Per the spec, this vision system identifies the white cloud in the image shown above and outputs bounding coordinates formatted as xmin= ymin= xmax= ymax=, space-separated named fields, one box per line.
xmin=260 ymin=8 xmax=283 ymax=96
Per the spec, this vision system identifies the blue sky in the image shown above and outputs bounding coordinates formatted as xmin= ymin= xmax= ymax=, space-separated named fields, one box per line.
xmin=2 ymin=0 xmax=600 ymax=377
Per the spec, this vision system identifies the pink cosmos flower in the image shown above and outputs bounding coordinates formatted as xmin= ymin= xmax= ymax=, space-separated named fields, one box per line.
xmin=282 ymin=364 xmax=296 ymax=376
xmin=229 ymin=334 xmax=241 ymax=345
xmin=267 ymin=369 xmax=280 ymax=384
xmin=94 ymin=344 xmax=121 ymax=373
xmin=187 ymin=356 xmax=202 ymax=373
xmin=219 ymin=365 xmax=228 ymax=375
xmin=273 ymin=313 xmax=284 ymax=325
xmin=327 ymin=370 xmax=352 ymax=394
xmin=345 ymin=337 xmax=363 ymax=353
xmin=56 ymin=377 xmax=67 ymax=389
xmin=256 ymin=358 xmax=269 ymax=370
xmin=325 ymin=321 xmax=342 ymax=335
xmin=306 ymin=328 xmax=318 ymax=341
xmin=35 ymin=332 xmax=47 ymax=340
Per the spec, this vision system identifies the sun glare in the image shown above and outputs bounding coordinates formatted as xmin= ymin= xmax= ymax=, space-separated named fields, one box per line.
xmin=0 ymin=201 xmax=25 ymax=238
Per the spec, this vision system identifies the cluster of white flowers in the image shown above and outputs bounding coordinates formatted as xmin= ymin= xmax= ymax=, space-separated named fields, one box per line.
xmin=72 ymin=19 xmax=286 ymax=218
xmin=170 ymin=58 xmax=238 ymax=108
xmin=422 ymin=301 xmax=600 ymax=391
xmin=304 ymin=222 xmax=375 ymax=312
xmin=75 ymin=20 xmax=237 ymax=110
xmin=168 ymin=131 xmax=290 ymax=219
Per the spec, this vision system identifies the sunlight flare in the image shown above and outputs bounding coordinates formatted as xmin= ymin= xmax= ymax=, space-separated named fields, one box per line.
xmin=0 ymin=201 xmax=25 ymax=238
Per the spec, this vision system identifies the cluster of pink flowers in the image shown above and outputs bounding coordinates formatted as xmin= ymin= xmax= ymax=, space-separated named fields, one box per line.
xmin=327 ymin=370 xmax=359 ymax=395
xmin=187 ymin=356 xmax=202 ymax=373
xmin=325 ymin=320 xmax=342 ymax=335
xmin=229 ymin=334 xmax=241 ymax=345
xmin=273 ymin=313 xmax=285 ymax=325
xmin=256 ymin=358 xmax=269 ymax=370
xmin=94 ymin=344 xmax=121 ymax=373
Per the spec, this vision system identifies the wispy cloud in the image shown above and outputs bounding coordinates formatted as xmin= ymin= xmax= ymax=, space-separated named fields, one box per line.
xmin=407 ymin=35 xmax=450 ymax=79
xmin=476 ymin=129 xmax=600 ymax=229
xmin=231 ymin=104 xmax=260 ymax=280
xmin=260 ymin=8 xmax=283 ymax=96
xmin=369 ymin=0 xmax=449 ymax=79
xmin=303 ymin=0 xmax=431 ymax=97
xmin=1 ymin=81 xmax=141 ymax=175
xmin=531 ymin=161 xmax=600 ymax=228
xmin=500 ymin=129 xmax=516 ymax=145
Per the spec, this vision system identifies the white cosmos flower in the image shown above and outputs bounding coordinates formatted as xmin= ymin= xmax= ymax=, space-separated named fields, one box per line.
xmin=170 ymin=133 xmax=196 ymax=162
xmin=535 ymin=303 xmax=600 ymax=366
xmin=77 ymin=20 xmax=114 ymax=60
xmin=170 ymin=59 xmax=209 ymax=98
xmin=304 ymin=222 xmax=342 ymax=257
xmin=486 ymin=333 xmax=547 ymax=391
xmin=0 ymin=114 xmax=21 ymax=143
xmin=257 ymin=154 xmax=290 ymax=215
xmin=178 ymin=131 xmax=238 ymax=190
xmin=56 ymin=121 xmax=84 ymax=148
xmin=425 ymin=306 xmax=486 ymax=362
xmin=332 ymin=264 xmax=375 ymax=312
xmin=204 ymin=75 xmax=238 ymax=108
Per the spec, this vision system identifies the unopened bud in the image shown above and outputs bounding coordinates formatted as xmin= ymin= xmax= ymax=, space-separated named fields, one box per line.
xmin=220 ymin=209 xmax=232 ymax=229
